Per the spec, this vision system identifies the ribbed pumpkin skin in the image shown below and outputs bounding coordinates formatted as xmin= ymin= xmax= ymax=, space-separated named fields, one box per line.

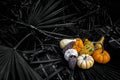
xmin=72 ymin=38 xmax=84 ymax=53
xmin=77 ymin=54 xmax=94 ymax=69
xmin=92 ymin=49 xmax=110 ymax=64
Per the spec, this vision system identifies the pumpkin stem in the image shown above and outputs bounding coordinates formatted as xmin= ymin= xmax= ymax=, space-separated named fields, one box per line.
xmin=100 ymin=43 xmax=104 ymax=53
xmin=84 ymin=56 xmax=87 ymax=60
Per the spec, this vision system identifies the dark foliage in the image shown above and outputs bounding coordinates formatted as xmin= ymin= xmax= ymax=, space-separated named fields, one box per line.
xmin=0 ymin=0 xmax=120 ymax=80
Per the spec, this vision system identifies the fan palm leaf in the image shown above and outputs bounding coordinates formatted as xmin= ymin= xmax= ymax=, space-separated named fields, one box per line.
xmin=38 ymin=14 xmax=75 ymax=26
xmin=37 ymin=23 xmax=75 ymax=29
xmin=38 ymin=6 xmax=68 ymax=23
xmin=28 ymin=0 xmax=75 ymax=28
xmin=37 ymin=0 xmax=62 ymax=20
xmin=0 ymin=45 xmax=43 ymax=80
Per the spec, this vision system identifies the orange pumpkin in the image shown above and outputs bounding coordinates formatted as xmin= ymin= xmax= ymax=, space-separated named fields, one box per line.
xmin=72 ymin=38 xmax=84 ymax=53
xmin=92 ymin=49 xmax=110 ymax=64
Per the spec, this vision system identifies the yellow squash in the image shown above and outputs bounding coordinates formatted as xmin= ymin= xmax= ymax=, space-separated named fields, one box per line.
xmin=79 ymin=39 xmax=94 ymax=55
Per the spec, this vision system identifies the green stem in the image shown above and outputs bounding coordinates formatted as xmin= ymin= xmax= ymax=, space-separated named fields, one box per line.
xmin=14 ymin=32 xmax=32 ymax=50
xmin=84 ymin=56 xmax=87 ymax=60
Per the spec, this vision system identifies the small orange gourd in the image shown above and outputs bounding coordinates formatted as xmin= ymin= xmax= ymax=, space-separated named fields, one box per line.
xmin=93 ymin=36 xmax=110 ymax=64
xmin=92 ymin=49 xmax=110 ymax=64
xmin=72 ymin=38 xmax=84 ymax=53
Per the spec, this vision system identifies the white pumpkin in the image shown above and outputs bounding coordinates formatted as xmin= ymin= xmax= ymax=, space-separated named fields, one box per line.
xmin=60 ymin=39 xmax=76 ymax=49
xmin=77 ymin=54 xmax=94 ymax=69
xmin=64 ymin=49 xmax=78 ymax=61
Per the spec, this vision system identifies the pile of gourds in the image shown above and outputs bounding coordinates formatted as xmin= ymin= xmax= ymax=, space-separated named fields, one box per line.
xmin=60 ymin=37 xmax=110 ymax=69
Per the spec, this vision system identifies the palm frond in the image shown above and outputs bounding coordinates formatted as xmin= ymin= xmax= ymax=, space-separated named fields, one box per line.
xmin=0 ymin=45 xmax=43 ymax=80
xmin=28 ymin=0 xmax=74 ymax=28
xmin=45 ymin=67 xmax=64 ymax=80
xmin=28 ymin=0 xmax=61 ymax=24
xmin=37 ymin=23 xmax=76 ymax=29
xmin=28 ymin=0 xmax=42 ymax=23
xmin=38 ymin=5 xmax=68 ymax=23
xmin=38 ymin=14 xmax=75 ymax=26
xmin=37 ymin=0 xmax=62 ymax=20
xmin=30 ymin=58 xmax=61 ymax=64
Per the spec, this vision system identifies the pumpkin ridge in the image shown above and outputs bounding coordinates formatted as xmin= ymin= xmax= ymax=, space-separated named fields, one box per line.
xmin=77 ymin=54 xmax=94 ymax=69
xmin=102 ymin=54 xmax=105 ymax=63
xmin=80 ymin=60 xmax=83 ymax=68
xmin=99 ymin=55 xmax=103 ymax=63
xmin=103 ymin=55 xmax=107 ymax=64
xmin=85 ymin=60 xmax=88 ymax=69
xmin=88 ymin=60 xmax=91 ymax=67
xmin=72 ymin=38 xmax=84 ymax=53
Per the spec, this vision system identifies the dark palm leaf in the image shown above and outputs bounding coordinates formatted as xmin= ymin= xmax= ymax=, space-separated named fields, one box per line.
xmin=36 ymin=0 xmax=62 ymax=21
xmin=38 ymin=5 xmax=68 ymax=23
xmin=0 ymin=45 xmax=43 ymax=80
xmin=37 ymin=23 xmax=75 ymax=29
xmin=38 ymin=14 xmax=75 ymax=26
xmin=28 ymin=0 xmax=75 ymax=28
